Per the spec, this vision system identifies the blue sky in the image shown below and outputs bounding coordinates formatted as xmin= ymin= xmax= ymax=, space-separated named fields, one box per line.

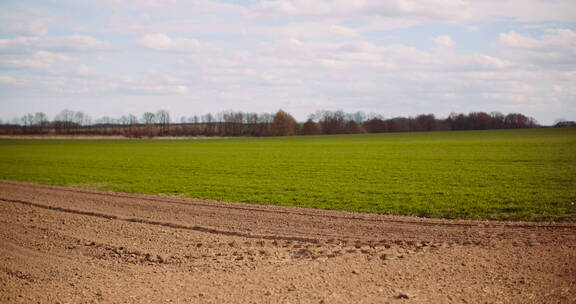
xmin=1 ymin=0 xmax=575 ymax=124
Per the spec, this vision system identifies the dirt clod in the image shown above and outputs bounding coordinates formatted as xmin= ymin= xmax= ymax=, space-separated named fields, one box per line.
xmin=395 ymin=292 xmax=410 ymax=299
xmin=380 ymin=254 xmax=393 ymax=260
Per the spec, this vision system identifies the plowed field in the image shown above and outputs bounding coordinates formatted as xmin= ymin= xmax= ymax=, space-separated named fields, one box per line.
xmin=1 ymin=180 xmax=575 ymax=303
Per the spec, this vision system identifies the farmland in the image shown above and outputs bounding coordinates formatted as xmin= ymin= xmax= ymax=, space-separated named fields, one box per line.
xmin=1 ymin=128 xmax=576 ymax=303
xmin=1 ymin=128 xmax=575 ymax=221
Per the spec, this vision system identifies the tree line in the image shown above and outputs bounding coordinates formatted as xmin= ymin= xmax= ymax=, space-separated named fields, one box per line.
xmin=0 ymin=109 xmax=540 ymax=137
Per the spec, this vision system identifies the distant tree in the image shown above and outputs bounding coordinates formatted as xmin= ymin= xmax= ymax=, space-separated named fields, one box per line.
xmin=244 ymin=112 xmax=260 ymax=136
xmin=142 ymin=112 xmax=156 ymax=125
xmin=363 ymin=118 xmax=386 ymax=133
xmin=202 ymin=113 xmax=215 ymax=135
xmin=490 ymin=112 xmax=505 ymax=129
xmin=55 ymin=109 xmax=74 ymax=123
xmin=271 ymin=110 xmax=298 ymax=136
xmin=0 ymin=108 xmax=542 ymax=137
xmin=317 ymin=110 xmax=345 ymax=134
xmin=73 ymin=111 xmax=91 ymax=126
xmin=156 ymin=110 xmax=171 ymax=135
xmin=221 ymin=110 xmax=244 ymax=136
xmin=468 ymin=112 xmax=491 ymax=130
xmin=350 ymin=111 xmax=367 ymax=124
xmin=120 ymin=115 xmax=129 ymax=126
xmin=387 ymin=117 xmax=411 ymax=132
xmin=140 ymin=112 xmax=157 ymax=137
xmin=301 ymin=119 xmax=322 ymax=135
xmin=257 ymin=113 xmax=274 ymax=136
xmin=124 ymin=114 xmax=138 ymax=137
xmin=96 ymin=116 xmax=113 ymax=124
xmin=504 ymin=113 xmax=532 ymax=129
xmin=554 ymin=120 xmax=576 ymax=128
xmin=22 ymin=113 xmax=34 ymax=126
xmin=34 ymin=112 xmax=48 ymax=126
xmin=415 ymin=114 xmax=436 ymax=131
xmin=54 ymin=109 xmax=77 ymax=133
xmin=343 ymin=120 xmax=364 ymax=133
xmin=447 ymin=112 xmax=470 ymax=130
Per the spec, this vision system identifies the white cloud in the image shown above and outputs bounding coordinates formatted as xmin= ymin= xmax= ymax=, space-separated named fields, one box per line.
xmin=272 ymin=23 xmax=358 ymax=39
xmin=106 ymin=0 xmax=241 ymax=13
xmin=51 ymin=35 xmax=111 ymax=52
xmin=0 ymin=4 xmax=55 ymax=37
xmin=256 ymin=0 xmax=471 ymax=21
xmin=71 ymin=64 xmax=97 ymax=77
xmin=0 ymin=35 xmax=109 ymax=72
xmin=472 ymin=0 xmax=576 ymax=23
xmin=136 ymin=33 xmax=210 ymax=52
xmin=433 ymin=35 xmax=454 ymax=49
xmin=0 ymin=35 xmax=111 ymax=54
xmin=0 ymin=21 xmax=48 ymax=36
xmin=1 ymin=0 xmax=574 ymax=124
xmin=0 ymin=51 xmax=71 ymax=69
xmin=495 ymin=29 xmax=576 ymax=65
xmin=329 ymin=25 xmax=358 ymax=37
xmin=117 ymin=83 xmax=189 ymax=95
xmin=256 ymin=0 xmax=576 ymax=25
xmin=255 ymin=38 xmax=512 ymax=73
xmin=112 ymin=73 xmax=190 ymax=95
xmin=0 ymin=75 xmax=27 ymax=86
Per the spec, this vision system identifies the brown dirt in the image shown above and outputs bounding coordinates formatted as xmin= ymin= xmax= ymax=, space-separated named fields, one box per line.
xmin=0 ymin=180 xmax=575 ymax=303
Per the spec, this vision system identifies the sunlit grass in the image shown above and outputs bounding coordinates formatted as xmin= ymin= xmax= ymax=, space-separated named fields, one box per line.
xmin=1 ymin=128 xmax=575 ymax=221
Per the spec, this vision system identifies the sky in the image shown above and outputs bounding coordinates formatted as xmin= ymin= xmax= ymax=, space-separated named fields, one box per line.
xmin=1 ymin=0 xmax=575 ymax=125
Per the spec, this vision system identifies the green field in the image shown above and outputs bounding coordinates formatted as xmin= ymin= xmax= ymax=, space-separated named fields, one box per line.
xmin=1 ymin=128 xmax=575 ymax=221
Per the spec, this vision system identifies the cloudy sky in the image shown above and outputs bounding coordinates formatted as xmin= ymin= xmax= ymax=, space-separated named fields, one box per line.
xmin=1 ymin=0 xmax=575 ymax=124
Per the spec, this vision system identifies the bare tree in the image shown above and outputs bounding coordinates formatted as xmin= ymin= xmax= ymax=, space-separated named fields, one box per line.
xmin=142 ymin=112 xmax=156 ymax=125
xmin=34 ymin=112 xmax=48 ymax=125
xmin=156 ymin=110 xmax=170 ymax=135
xmin=54 ymin=109 xmax=76 ymax=134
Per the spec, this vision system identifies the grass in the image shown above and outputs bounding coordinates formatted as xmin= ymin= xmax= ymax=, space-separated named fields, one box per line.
xmin=1 ymin=128 xmax=575 ymax=221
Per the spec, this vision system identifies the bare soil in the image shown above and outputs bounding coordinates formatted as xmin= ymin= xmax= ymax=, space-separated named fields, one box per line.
xmin=0 ymin=180 xmax=574 ymax=303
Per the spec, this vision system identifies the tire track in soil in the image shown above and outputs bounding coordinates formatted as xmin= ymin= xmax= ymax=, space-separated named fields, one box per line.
xmin=3 ymin=179 xmax=573 ymax=230
xmin=0 ymin=197 xmax=319 ymax=243
xmin=0 ymin=197 xmax=439 ymax=266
